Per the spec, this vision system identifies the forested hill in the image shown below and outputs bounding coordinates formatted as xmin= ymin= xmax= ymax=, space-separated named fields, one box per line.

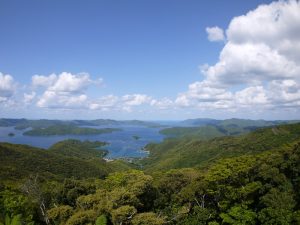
xmin=1 ymin=123 xmax=300 ymax=224
xmin=0 ymin=140 xmax=134 ymax=183
xmin=0 ymin=143 xmax=110 ymax=182
xmin=160 ymin=118 xmax=300 ymax=139
xmin=0 ymin=118 xmax=160 ymax=130
xmin=1 ymin=138 xmax=300 ymax=224
xmin=142 ymin=123 xmax=300 ymax=171
xmin=23 ymin=125 xmax=120 ymax=136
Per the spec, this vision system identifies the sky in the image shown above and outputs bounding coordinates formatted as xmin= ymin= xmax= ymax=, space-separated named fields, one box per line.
xmin=1 ymin=0 xmax=300 ymax=120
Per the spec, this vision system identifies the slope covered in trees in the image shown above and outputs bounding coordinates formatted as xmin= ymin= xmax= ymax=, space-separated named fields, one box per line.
xmin=1 ymin=123 xmax=300 ymax=224
xmin=0 ymin=142 xmax=110 ymax=182
xmin=23 ymin=125 xmax=121 ymax=136
xmin=48 ymin=139 xmax=108 ymax=159
xmin=2 ymin=141 xmax=300 ymax=224
xmin=142 ymin=123 xmax=300 ymax=171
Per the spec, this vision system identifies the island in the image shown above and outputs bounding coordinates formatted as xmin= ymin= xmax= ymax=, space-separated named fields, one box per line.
xmin=8 ymin=132 xmax=15 ymax=137
xmin=132 ymin=135 xmax=140 ymax=140
xmin=23 ymin=125 xmax=121 ymax=136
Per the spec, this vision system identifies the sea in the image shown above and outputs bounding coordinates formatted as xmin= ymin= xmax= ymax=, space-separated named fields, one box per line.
xmin=0 ymin=125 xmax=165 ymax=158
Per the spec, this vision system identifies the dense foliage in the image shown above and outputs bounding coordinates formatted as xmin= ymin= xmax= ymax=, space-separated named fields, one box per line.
xmin=23 ymin=125 xmax=121 ymax=136
xmin=49 ymin=139 xmax=108 ymax=159
xmin=142 ymin=123 xmax=300 ymax=171
xmin=0 ymin=119 xmax=160 ymax=130
xmin=1 ymin=123 xmax=300 ymax=224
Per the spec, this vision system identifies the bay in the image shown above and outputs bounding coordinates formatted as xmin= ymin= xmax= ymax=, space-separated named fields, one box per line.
xmin=0 ymin=125 xmax=165 ymax=158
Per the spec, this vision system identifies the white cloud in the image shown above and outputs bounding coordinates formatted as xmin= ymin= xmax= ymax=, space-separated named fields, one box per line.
xmin=122 ymin=94 xmax=152 ymax=106
xmin=268 ymin=79 xmax=300 ymax=108
xmin=37 ymin=90 xmax=88 ymax=108
xmin=0 ymin=72 xmax=16 ymax=103
xmin=32 ymin=74 xmax=57 ymax=88
xmin=178 ymin=0 xmax=300 ymax=114
xmin=89 ymin=95 xmax=119 ymax=110
xmin=235 ymin=86 xmax=269 ymax=106
xmin=206 ymin=26 xmax=225 ymax=42
xmin=150 ymin=98 xmax=173 ymax=109
xmin=35 ymin=72 xmax=99 ymax=109
xmin=23 ymin=92 xmax=36 ymax=104
xmin=49 ymin=72 xmax=92 ymax=93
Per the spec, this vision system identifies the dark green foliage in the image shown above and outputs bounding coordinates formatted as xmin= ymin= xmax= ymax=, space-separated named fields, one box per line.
xmin=95 ymin=215 xmax=108 ymax=225
xmin=160 ymin=125 xmax=226 ymax=139
xmin=0 ymin=118 xmax=161 ymax=130
xmin=49 ymin=139 xmax=108 ymax=159
xmin=1 ymin=122 xmax=300 ymax=225
xmin=0 ymin=142 xmax=111 ymax=181
xmin=142 ymin=123 xmax=300 ymax=171
xmin=47 ymin=205 xmax=73 ymax=225
xmin=131 ymin=212 xmax=165 ymax=225
xmin=23 ymin=125 xmax=120 ymax=136
xmin=0 ymin=189 xmax=36 ymax=225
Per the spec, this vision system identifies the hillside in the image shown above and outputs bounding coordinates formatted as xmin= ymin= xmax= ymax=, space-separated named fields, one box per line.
xmin=0 ymin=118 xmax=161 ymax=130
xmin=48 ymin=139 xmax=108 ymax=159
xmin=1 ymin=123 xmax=300 ymax=224
xmin=160 ymin=125 xmax=231 ymax=140
xmin=23 ymin=125 xmax=121 ymax=136
xmin=142 ymin=123 xmax=300 ymax=171
xmin=160 ymin=118 xmax=300 ymax=140
xmin=0 ymin=141 xmax=113 ymax=182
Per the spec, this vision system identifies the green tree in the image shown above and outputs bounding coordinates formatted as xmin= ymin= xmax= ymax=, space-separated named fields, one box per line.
xmin=132 ymin=212 xmax=165 ymax=225
xmin=220 ymin=205 xmax=256 ymax=225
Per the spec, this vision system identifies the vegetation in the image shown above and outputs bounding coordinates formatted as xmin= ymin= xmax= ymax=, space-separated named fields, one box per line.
xmin=1 ymin=122 xmax=300 ymax=224
xmin=160 ymin=125 xmax=226 ymax=139
xmin=49 ymin=139 xmax=108 ymax=159
xmin=0 ymin=118 xmax=161 ymax=130
xmin=161 ymin=118 xmax=300 ymax=139
xmin=142 ymin=123 xmax=300 ymax=171
xmin=0 ymin=142 xmax=110 ymax=182
xmin=23 ymin=125 xmax=121 ymax=136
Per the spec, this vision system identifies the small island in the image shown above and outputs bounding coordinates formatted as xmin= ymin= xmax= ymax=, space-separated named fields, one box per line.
xmin=23 ymin=125 xmax=121 ymax=136
xmin=8 ymin=132 xmax=15 ymax=137
xmin=132 ymin=135 xmax=140 ymax=140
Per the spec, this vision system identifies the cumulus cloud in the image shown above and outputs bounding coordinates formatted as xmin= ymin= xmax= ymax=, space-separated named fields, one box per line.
xmin=206 ymin=26 xmax=225 ymax=42
xmin=35 ymin=72 xmax=98 ymax=109
xmin=122 ymin=94 xmax=152 ymax=106
xmin=32 ymin=74 xmax=57 ymax=88
xmin=88 ymin=94 xmax=154 ymax=112
xmin=89 ymin=95 xmax=119 ymax=111
xmin=150 ymin=98 xmax=173 ymax=109
xmin=177 ymin=0 xmax=300 ymax=113
xmin=37 ymin=91 xmax=88 ymax=109
xmin=23 ymin=92 xmax=36 ymax=104
xmin=0 ymin=72 xmax=16 ymax=103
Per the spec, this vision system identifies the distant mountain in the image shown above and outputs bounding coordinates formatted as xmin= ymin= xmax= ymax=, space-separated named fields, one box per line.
xmin=180 ymin=118 xmax=220 ymax=126
xmin=161 ymin=118 xmax=300 ymax=138
xmin=0 ymin=118 xmax=161 ymax=129
xmin=23 ymin=125 xmax=121 ymax=136
xmin=180 ymin=118 xmax=299 ymax=127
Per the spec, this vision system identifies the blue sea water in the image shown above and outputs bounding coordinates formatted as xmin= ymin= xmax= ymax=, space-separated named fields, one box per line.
xmin=0 ymin=125 xmax=165 ymax=158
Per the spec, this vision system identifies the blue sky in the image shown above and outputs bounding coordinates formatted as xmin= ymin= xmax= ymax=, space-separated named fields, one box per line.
xmin=1 ymin=0 xmax=300 ymax=120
